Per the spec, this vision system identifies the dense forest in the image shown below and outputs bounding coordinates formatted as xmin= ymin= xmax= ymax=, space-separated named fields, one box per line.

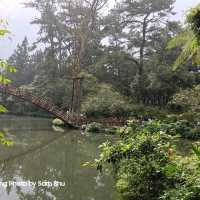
xmin=1 ymin=0 xmax=199 ymax=118
xmin=1 ymin=0 xmax=200 ymax=200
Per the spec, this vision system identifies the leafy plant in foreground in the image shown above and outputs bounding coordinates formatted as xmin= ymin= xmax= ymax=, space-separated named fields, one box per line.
xmin=192 ymin=144 xmax=200 ymax=162
xmin=167 ymin=3 xmax=200 ymax=69
xmin=0 ymin=20 xmax=15 ymax=146
xmin=88 ymin=120 xmax=200 ymax=200
xmin=88 ymin=120 xmax=180 ymax=200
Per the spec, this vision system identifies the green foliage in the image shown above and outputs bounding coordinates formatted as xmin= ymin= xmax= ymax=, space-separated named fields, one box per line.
xmin=91 ymin=120 xmax=181 ymax=200
xmin=0 ymin=105 xmax=7 ymax=113
xmin=85 ymin=122 xmax=104 ymax=133
xmin=170 ymin=120 xmax=200 ymax=139
xmin=0 ymin=20 xmax=15 ymax=146
xmin=92 ymin=50 xmax=137 ymax=96
xmin=170 ymin=85 xmax=200 ymax=112
xmin=90 ymin=120 xmax=200 ymax=200
xmin=146 ymin=118 xmax=200 ymax=139
xmin=0 ymin=29 xmax=9 ymax=36
xmin=0 ymin=60 xmax=16 ymax=84
xmin=0 ymin=20 xmax=9 ymax=37
xmin=22 ymin=0 xmax=186 ymax=109
xmin=192 ymin=144 xmax=200 ymax=161
xmin=187 ymin=3 xmax=200 ymax=39
xmin=105 ymin=0 xmax=181 ymax=103
xmin=2 ymin=0 xmax=198 ymax=116
xmin=8 ymin=37 xmax=33 ymax=86
xmin=167 ymin=3 xmax=200 ymax=69
xmin=130 ymin=104 xmax=168 ymax=119
xmin=160 ymin=173 xmax=200 ymax=200
xmin=167 ymin=31 xmax=200 ymax=69
xmin=0 ymin=23 xmax=16 ymax=86
xmin=0 ymin=131 xmax=13 ymax=146
xmin=12 ymin=0 xmax=195 ymax=111
xmin=81 ymin=84 xmax=132 ymax=117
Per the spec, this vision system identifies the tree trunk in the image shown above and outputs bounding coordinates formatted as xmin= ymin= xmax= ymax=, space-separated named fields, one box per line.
xmin=137 ymin=14 xmax=149 ymax=103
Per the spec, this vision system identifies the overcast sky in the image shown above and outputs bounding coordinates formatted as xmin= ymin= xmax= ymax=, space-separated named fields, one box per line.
xmin=0 ymin=0 xmax=199 ymax=58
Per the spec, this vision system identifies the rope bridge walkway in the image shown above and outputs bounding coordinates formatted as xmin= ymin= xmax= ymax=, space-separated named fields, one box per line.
xmin=0 ymin=84 xmax=126 ymax=127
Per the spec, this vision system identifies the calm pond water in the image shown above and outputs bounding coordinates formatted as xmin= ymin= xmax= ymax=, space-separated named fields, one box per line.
xmin=0 ymin=115 xmax=116 ymax=200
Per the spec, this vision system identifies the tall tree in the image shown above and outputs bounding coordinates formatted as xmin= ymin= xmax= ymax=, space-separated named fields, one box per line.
xmin=58 ymin=0 xmax=107 ymax=113
xmin=108 ymin=0 xmax=175 ymax=101
xmin=8 ymin=37 xmax=33 ymax=86
xmin=26 ymin=0 xmax=108 ymax=113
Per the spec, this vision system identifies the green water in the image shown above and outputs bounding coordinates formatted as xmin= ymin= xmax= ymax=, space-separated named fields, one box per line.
xmin=0 ymin=115 xmax=116 ymax=200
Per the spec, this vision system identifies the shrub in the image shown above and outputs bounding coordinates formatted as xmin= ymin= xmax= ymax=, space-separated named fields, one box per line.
xmin=92 ymin=120 xmax=182 ymax=200
xmin=81 ymin=84 xmax=132 ymax=117
xmin=160 ymin=159 xmax=200 ymax=200
xmin=85 ymin=122 xmax=104 ymax=133
xmin=90 ymin=120 xmax=200 ymax=200
xmin=163 ymin=119 xmax=200 ymax=139
xmin=169 ymin=85 xmax=200 ymax=113
xmin=130 ymin=105 xmax=167 ymax=120
xmin=140 ymin=118 xmax=200 ymax=140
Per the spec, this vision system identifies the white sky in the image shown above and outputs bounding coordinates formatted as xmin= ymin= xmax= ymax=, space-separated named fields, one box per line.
xmin=0 ymin=0 xmax=199 ymax=58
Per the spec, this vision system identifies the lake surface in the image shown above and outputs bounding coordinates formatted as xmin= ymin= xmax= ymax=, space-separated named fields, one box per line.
xmin=0 ymin=115 xmax=116 ymax=200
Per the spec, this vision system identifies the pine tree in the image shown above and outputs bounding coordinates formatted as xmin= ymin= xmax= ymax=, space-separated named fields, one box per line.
xmin=8 ymin=37 xmax=33 ymax=86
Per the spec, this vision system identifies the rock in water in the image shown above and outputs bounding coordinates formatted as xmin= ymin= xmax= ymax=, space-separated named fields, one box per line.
xmin=52 ymin=118 xmax=65 ymax=126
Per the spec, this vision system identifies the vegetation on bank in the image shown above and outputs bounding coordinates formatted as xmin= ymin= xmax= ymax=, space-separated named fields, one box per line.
xmin=88 ymin=2 xmax=200 ymax=200
xmin=90 ymin=120 xmax=200 ymax=200
xmin=1 ymin=0 xmax=200 ymax=199
xmin=1 ymin=0 xmax=199 ymax=117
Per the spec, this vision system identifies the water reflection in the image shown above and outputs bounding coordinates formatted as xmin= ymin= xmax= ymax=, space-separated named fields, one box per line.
xmin=0 ymin=115 xmax=115 ymax=200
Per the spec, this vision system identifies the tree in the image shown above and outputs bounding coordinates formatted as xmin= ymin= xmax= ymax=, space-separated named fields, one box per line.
xmin=92 ymin=48 xmax=138 ymax=96
xmin=8 ymin=37 xmax=34 ymax=86
xmin=130 ymin=21 xmax=195 ymax=105
xmin=107 ymin=0 xmax=175 ymax=101
xmin=96 ymin=11 xmax=187 ymax=105
xmin=26 ymin=0 xmax=108 ymax=113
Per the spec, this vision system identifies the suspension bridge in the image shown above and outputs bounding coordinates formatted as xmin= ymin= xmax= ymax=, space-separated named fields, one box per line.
xmin=0 ymin=84 xmax=126 ymax=127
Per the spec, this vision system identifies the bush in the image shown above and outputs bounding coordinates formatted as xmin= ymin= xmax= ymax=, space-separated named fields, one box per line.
xmin=160 ymin=177 xmax=200 ymax=200
xmin=92 ymin=120 xmax=182 ymax=200
xmin=169 ymin=85 xmax=200 ymax=113
xmin=90 ymin=120 xmax=200 ymax=200
xmin=160 ymin=155 xmax=200 ymax=200
xmin=105 ymin=127 xmax=118 ymax=135
xmin=85 ymin=122 xmax=104 ymax=133
xmin=130 ymin=105 xmax=168 ymax=120
xmin=139 ymin=118 xmax=200 ymax=140
xmin=163 ymin=119 xmax=200 ymax=139
xmin=81 ymin=84 xmax=132 ymax=117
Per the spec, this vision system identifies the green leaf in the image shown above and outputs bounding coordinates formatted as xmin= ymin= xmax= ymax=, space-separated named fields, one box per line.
xmin=0 ymin=29 xmax=9 ymax=37
xmin=162 ymin=163 xmax=178 ymax=177
xmin=0 ymin=131 xmax=13 ymax=146
xmin=0 ymin=75 xmax=11 ymax=84
xmin=0 ymin=105 xmax=8 ymax=113
xmin=171 ymin=37 xmax=199 ymax=70
xmin=192 ymin=144 xmax=200 ymax=160
xmin=167 ymin=31 xmax=193 ymax=50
